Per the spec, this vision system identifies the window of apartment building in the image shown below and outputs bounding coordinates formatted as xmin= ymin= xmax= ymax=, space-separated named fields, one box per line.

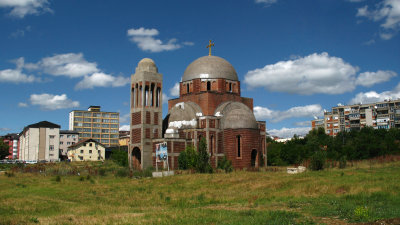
xmin=93 ymin=123 xmax=101 ymax=128
xmin=103 ymin=113 xmax=110 ymax=118
xmin=49 ymin=135 xmax=55 ymax=139
xmin=89 ymin=143 xmax=93 ymax=147
xmin=60 ymin=141 xmax=63 ymax=145
xmin=83 ymin=128 xmax=91 ymax=132
xmin=74 ymin=123 xmax=83 ymax=127
xmin=80 ymin=150 xmax=84 ymax=153
xmin=110 ymin=134 xmax=118 ymax=138
xmin=83 ymin=143 xmax=86 ymax=146
xmin=93 ymin=113 xmax=101 ymax=117
xmin=74 ymin=117 xmax=83 ymax=122
xmin=49 ymin=145 xmax=54 ymax=151
xmin=75 ymin=112 xmax=83 ymax=116
xmin=84 ymin=118 xmax=91 ymax=122
xmin=101 ymin=129 xmax=109 ymax=133
xmin=67 ymin=135 xmax=71 ymax=138
xmin=93 ymin=129 xmax=101 ymax=133
xmin=49 ymin=154 xmax=54 ymax=157
xmin=72 ymin=142 xmax=75 ymax=145
xmin=84 ymin=112 xmax=91 ymax=117
xmin=89 ymin=150 xmax=92 ymax=154
xmin=111 ymin=114 xmax=118 ymax=118
xmin=98 ymin=150 xmax=101 ymax=154
xmin=93 ymin=134 xmax=100 ymax=138
xmin=110 ymin=124 xmax=118 ymax=128
xmin=60 ymin=135 xmax=64 ymax=138
xmin=102 ymin=139 xmax=109 ymax=143
xmin=110 ymin=119 xmax=118 ymax=123
xmin=111 ymin=139 xmax=118 ymax=144
xmin=102 ymin=134 xmax=109 ymax=138
xmin=83 ymin=123 xmax=91 ymax=127
xmin=102 ymin=124 xmax=109 ymax=128
xmin=102 ymin=119 xmax=109 ymax=123
xmin=67 ymin=142 xmax=71 ymax=145
xmin=110 ymin=129 xmax=118 ymax=133
xmin=93 ymin=118 xmax=101 ymax=122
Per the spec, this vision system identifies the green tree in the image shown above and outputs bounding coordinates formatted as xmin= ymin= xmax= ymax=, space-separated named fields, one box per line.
xmin=197 ymin=138 xmax=212 ymax=173
xmin=111 ymin=148 xmax=128 ymax=167
xmin=0 ymin=138 xmax=9 ymax=160
xmin=178 ymin=145 xmax=198 ymax=170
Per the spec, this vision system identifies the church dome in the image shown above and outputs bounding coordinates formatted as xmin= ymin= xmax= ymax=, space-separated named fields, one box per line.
xmin=214 ymin=101 xmax=258 ymax=130
xmin=136 ymin=58 xmax=158 ymax=73
xmin=182 ymin=56 xmax=238 ymax=82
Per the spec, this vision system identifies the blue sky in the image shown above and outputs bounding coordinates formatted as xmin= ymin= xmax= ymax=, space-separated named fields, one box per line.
xmin=0 ymin=0 xmax=399 ymax=138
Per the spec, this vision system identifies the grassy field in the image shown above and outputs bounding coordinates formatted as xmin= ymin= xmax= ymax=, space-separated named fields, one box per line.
xmin=1 ymin=159 xmax=400 ymax=225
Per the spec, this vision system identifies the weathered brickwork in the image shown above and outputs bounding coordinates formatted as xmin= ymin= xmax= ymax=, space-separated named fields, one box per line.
xmin=131 ymin=128 xmax=141 ymax=143
xmin=145 ymin=128 xmax=150 ymax=139
xmin=146 ymin=112 xmax=151 ymax=124
xmin=131 ymin=112 xmax=141 ymax=125
xmin=154 ymin=112 xmax=159 ymax=125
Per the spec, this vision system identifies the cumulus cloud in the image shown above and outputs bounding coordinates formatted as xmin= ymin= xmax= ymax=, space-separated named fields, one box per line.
xmin=29 ymin=93 xmax=80 ymax=110
xmin=75 ymin=72 xmax=130 ymax=90
xmin=254 ymin=104 xmax=323 ymax=122
xmin=162 ymin=93 xmax=170 ymax=105
xmin=268 ymin=127 xmax=311 ymax=138
xmin=127 ymin=27 xmax=192 ymax=52
xmin=170 ymin=82 xmax=180 ymax=97
xmin=356 ymin=0 xmax=400 ymax=39
xmin=18 ymin=102 xmax=28 ymax=107
xmin=294 ymin=121 xmax=311 ymax=127
xmin=0 ymin=57 xmax=39 ymax=83
xmin=119 ymin=125 xmax=130 ymax=131
xmin=0 ymin=0 xmax=52 ymax=18
xmin=355 ymin=70 xmax=397 ymax=87
xmin=255 ymin=0 xmax=277 ymax=6
xmin=244 ymin=52 xmax=359 ymax=95
xmin=26 ymin=53 xmax=99 ymax=78
xmin=349 ymin=83 xmax=400 ymax=104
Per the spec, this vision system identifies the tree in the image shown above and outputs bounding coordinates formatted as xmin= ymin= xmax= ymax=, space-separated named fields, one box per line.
xmin=197 ymin=138 xmax=212 ymax=173
xmin=0 ymin=138 xmax=9 ymax=160
xmin=178 ymin=145 xmax=198 ymax=170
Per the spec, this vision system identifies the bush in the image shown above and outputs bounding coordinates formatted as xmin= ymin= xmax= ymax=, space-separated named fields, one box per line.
xmin=217 ymin=156 xmax=233 ymax=173
xmin=178 ymin=145 xmax=198 ymax=170
xmin=339 ymin=156 xmax=347 ymax=169
xmin=115 ymin=168 xmax=130 ymax=177
xmin=111 ymin=149 xmax=128 ymax=167
xmin=55 ymin=175 xmax=61 ymax=182
xmin=309 ymin=151 xmax=326 ymax=171
xmin=197 ymin=138 xmax=212 ymax=173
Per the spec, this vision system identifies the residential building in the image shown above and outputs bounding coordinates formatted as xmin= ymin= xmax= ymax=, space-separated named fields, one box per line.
xmin=59 ymin=130 xmax=79 ymax=160
xmin=19 ymin=121 xmax=60 ymax=162
xmin=67 ymin=139 xmax=105 ymax=161
xmin=1 ymin=133 xmax=19 ymax=159
xmin=119 ymin=130 xmax=130 ymax=147
xmin=315 ymin=99 xmax=400 ymax=136
xmin=69 ymin=106 xmax=119 ymax=147
xmin=311 ymin=118 xmax=324 ymax=131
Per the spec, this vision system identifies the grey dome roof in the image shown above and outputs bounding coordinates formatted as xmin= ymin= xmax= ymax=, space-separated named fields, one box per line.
xmin=182 ymin=56 xmax=238 ymax=82
xmin=214 ymin=101 xmax=258 ymax=129
xmin=136 ymin=58 xmax=158 ymax=73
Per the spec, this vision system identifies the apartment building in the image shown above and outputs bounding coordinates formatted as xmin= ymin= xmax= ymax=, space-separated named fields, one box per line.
xmin=311 ymin=118 xmax=324 ymax=131
xmin=1 ymin=133 xmax=19 ymax=159
xmin=317 ymin=99 xmax=400 ymax=136
xmin=19 ymin=121 xmax=60 ymax=162
xmin=69 ymin=106 xmax=119 ymax=147
xmin=67 ymin=139 xmax=105 ymax=161
xmin=59 ymin=130 xmax=79 ymax=160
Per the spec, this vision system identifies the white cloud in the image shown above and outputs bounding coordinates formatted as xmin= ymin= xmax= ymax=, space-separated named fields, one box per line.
xmin=0 ymin=0 xmax=51 ymax=18
xmin=29 ymin=93 xmax=80 ymax=110
xmin=127 ymin=27 xmax=191 ymax=52
xmin=27 ymin=53 xmax=99 ymax=78
xmin=9 ymin=26 xmax=31 ymax=38
xmin=162 ymin=93 xmax=170 ymax=105
xmin=294 ymin=121 xmax=311 ymax=127
xmin=75 ymin=72 xmax=130 ymax=90
xmin=0 ymin=57 xmax=39 ymax=83
xmin=119 ymin=113 xmax=130 ymax=124
xmin=349 ymin=82 xmax=400 ymax=104
xmin=119 ymin=125 xmax=130 ymax=131
xmin=356 ymin=0 xmax=400 ymax=39
xmin=255 ymin=0 xmax=277 ymax=6
xmin=244 ymin=52 xmax=359 ymax=95
xmin=355 ymin=70 xmax=397 ymax=87
xmin=268 ymin=127 xmax=311 ymax=138
xmin=170 ymin=82 xmax=180 ymax=97
xmin=18 ymin=102 xmax=28 ymax=107
xmin=254 ymin=104 xmax=323 ymax=122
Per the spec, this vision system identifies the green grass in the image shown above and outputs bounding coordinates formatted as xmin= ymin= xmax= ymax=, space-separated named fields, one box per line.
xmin=0 ymin=160 xmax=399 ymax=224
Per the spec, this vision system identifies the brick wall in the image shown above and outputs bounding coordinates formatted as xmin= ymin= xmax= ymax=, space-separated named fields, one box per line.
xmin=154 ymin=112 xmax=159 ymax=125
xmin=131 ymin=128 xmax=141 ymax=143
xmin=131 ymin=112 xmax=141 ymax=125
xmin=146 ymin=112 xmax=151 ymax=124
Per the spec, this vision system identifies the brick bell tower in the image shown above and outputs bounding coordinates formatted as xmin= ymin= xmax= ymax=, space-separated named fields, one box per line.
xmin=129 ymin=58 xmax=163 ymax=170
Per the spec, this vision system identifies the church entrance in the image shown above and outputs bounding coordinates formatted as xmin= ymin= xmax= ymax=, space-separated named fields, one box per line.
xmin=132 ymin=147 xmax=141 ymax=170
xmin=251 ymin=149 xmax=258 ymax=168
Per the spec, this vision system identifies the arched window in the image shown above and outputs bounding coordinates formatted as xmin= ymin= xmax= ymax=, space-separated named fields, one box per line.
xmin=187 ymin=83 xmax=190 ymax=93
xmin=207 ymin=81 xmax=211 ymax=91
xmin=236 ymin=135 xmax=242 ymax=158
xmin=229 ymin=83 xmax=232 ymax=92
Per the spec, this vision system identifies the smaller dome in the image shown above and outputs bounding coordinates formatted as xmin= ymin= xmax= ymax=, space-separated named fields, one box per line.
xmin=223 ymin=109 xmax=258 ymax=129
xmin=136 ymin=58 xmax=158 ymax=73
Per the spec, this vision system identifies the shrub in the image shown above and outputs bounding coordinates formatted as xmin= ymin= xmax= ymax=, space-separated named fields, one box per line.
xmin=197 ymin=138 xmax=212 ymax=173
xmin=79 ymin=176 xmax=85 ymax=181
xmin=339 ymin=156 xmax=347 ymax=169
xmin=111 ymin=149 xmax=128 ymax=167
xmin=217 ymin=156 xmax=233 ymax=173
xmin=309 ymin=151 xmax=326 ymax=171
xmin=178 ymin=145 xmax=198 ymax=170
xmin=55 ymin=175 xmax=61 ymax=182
xmin=115 ymin=168 xmax=130 ymax=177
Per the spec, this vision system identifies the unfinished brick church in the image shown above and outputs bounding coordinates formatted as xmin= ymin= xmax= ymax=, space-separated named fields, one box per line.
xmin=129 ymin=51 xmax=267 ymax=170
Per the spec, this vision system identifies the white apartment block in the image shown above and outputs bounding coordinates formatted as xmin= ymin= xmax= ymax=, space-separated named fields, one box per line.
xmin=19 ymin=121 xmax=60 ymax=162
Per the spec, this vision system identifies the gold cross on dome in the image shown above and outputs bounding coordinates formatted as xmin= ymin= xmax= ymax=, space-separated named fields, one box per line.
xmin=206 ymin=40 xmax=215 ymax=56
